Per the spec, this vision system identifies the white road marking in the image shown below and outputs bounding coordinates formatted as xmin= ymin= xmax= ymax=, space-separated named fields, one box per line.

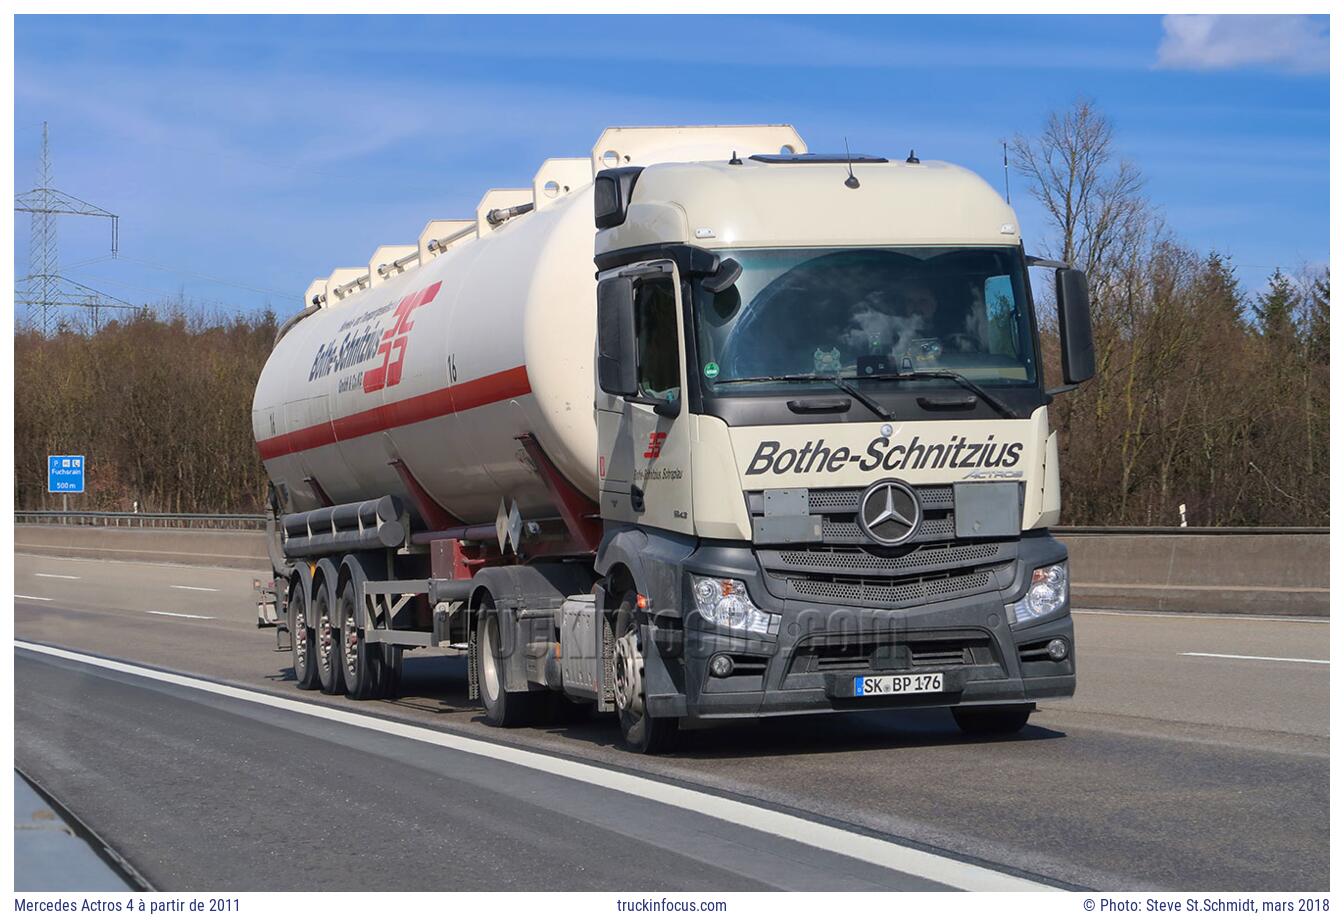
xmin=14 ymin=641 xmax=1056 ymax=892
xmin=15 ymin=595 xmax=53 ymax=602
xmin=1077 ymin=609 xmax=1328 ymax=625
xmin=34 ymin=573 xmax=80 ymax=580
xmin=146 ymin=610 xmax=215 ymax=621
xmin=1181 ymin=652 xmax=1328 ymax=665
xmin=170 ymin=585 xmax=219 ymax=593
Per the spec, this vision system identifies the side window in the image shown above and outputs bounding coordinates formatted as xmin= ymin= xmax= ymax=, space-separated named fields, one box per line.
xmin=984 ymin=274 xmax=1019 ymax=357
xmin=633 ymin=276 xmax=681 ymax=401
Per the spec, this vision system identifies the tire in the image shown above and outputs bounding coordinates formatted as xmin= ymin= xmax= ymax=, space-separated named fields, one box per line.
xmin=613 ymin=592 xmax=678 ymax=754
xmin=476 ymin=601 xmax=540 ymax=727
xmin=313 ymin=579 xmax=346 ymax=696
xmin=288 ymin=585 xmax=320 ymax=690
xmin=380 ymin=645 xmax=404 ymax=699
xmin=339 ymin=579 xmax=383 ymax=700
xmin=952 ymin=704 xmax=1033 ymax=736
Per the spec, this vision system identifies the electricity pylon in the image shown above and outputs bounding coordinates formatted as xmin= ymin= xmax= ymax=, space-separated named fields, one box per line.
xmin=15 ymin=122 xmax=133 ymax=334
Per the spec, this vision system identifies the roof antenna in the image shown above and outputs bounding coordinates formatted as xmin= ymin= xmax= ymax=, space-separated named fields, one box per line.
xmin=843 ymin=137 xmax=860 ymax=189
xmin=906 ymin=149 xmax=920 ymax=164
xmin=1002 ymin=140 xmax=1011 ymax=205
xmin=729 ymin=149 xmax=742 ymax=165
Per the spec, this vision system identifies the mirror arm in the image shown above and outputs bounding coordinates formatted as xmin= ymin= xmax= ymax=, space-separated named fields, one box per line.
xmin=1045 ymin=383 xmax=1081 ymax=397
xmin=1026 ymin=255 xmax=1071 ymax=270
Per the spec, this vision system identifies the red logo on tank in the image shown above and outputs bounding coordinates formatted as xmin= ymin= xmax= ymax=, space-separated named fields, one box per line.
xmin=363 ymin=281 xmax=443 ymax=394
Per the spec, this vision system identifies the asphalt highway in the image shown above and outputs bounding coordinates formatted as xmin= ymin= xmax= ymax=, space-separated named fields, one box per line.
xmin=13 ymin=551 xmax=1330 ymax=891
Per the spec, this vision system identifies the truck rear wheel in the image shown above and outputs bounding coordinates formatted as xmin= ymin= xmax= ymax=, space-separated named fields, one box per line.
xmin=952 ymin=704 xmax=1033 ymax=736
xmin=288 ymin=585 xmax=320 ymax=690
xmin=476 ymin=602 xmax=539 ymax=727
xmin=313 ymin=580 xmax=346 ymax=696
xmin=340 ymin=580 xmax=383 ymax=700
xmin=613 ymin=593 xmax=678 ymax=754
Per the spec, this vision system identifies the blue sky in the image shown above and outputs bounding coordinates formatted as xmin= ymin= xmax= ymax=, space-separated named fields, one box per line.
xmin=14 ymin=14 xmax=1330 ymax=318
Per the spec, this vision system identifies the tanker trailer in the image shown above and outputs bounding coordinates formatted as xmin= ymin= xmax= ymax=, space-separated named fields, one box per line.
xmin=253 ymin=124 xmax=1095 ymax=753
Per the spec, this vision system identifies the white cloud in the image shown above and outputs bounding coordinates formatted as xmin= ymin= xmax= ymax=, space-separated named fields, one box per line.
xmin=1157 ymin=15 xmax=1328 ymax=74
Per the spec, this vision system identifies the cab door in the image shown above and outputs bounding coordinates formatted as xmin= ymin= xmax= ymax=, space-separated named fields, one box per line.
xmin=596 ymin=260 xmax=694 ymax=534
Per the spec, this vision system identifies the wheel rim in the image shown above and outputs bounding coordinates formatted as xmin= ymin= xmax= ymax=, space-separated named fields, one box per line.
xmin=342 ymin=598 xmax=359 ymax=680
xmin=317 ymin=594 xmax=334 ymax=673
xmin=480 ymin=618 xmax=501 ymax=701
xmin=614 ymin=629 xmax=644 ymax=717
xmin=292 ymin=600 xmax=308 ymax=673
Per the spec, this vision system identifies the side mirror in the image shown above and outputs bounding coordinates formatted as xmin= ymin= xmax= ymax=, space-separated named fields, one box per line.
xmin=596 ymin=277 xmax=639 ymax=396
xmin=702 ymin=257 xmax=742 ymax=294
xmin=1055 ymin=268 xmax=1095 ymax=386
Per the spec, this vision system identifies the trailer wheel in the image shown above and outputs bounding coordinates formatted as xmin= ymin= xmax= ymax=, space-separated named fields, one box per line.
xmin=476 ymin=602 xmax=539 ymax=727
xmin=288 ymin=586 xmax=320 ymax=690
xmin=613 ymin=592 xmax=678 ymax=754
xmin=952 ymin=704 xmax=1033 ymax=736
xmin=313 ymin=579 xmax=346 ymax=696
xmin=339 ymin=580 xmax=383 ymax=700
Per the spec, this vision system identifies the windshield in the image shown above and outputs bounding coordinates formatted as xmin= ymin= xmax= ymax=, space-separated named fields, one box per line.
xmin=693 ymin=247 xmax=1037 ymax=389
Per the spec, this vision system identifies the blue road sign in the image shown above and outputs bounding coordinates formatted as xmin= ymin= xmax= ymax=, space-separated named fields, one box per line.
xmin=48 ymin=455 xmax=85 ymax=494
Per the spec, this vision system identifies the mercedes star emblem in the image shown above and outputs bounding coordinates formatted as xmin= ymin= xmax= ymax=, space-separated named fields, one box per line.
xmin=857 ymin=479 xmax=922 ymax=546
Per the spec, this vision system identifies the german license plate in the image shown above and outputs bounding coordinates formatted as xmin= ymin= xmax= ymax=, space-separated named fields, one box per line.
xmin=854 ymin=673 xmax=944 ymax=696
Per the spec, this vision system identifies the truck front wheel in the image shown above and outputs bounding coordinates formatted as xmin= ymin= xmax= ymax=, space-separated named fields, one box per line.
xmin=952 ymin=704 xmax=1033 ymax=736
xmin=613 ymin=593 xmax=678 ymax=754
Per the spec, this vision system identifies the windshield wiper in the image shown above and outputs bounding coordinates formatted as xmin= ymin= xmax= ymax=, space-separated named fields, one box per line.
xmin=862 ymin=370 xmax=1018 ymax=419
xmin=712 ymin=373 xmax=895 ymax=421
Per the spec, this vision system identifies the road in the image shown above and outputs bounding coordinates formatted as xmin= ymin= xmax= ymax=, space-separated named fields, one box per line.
xmin=13 ymin=551 xmax=1330 ymax=891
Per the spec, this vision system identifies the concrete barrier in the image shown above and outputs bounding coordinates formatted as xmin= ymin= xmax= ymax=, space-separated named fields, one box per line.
xmin=14 ymin=524 xmax=1328 ymax=616
xmin=14 ymin=525 xmax=268 ymax=570
xmin=1059 ymin=530 xmax=1328 ymax=617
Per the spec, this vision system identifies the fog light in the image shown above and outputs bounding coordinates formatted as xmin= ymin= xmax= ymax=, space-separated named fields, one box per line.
xmin=709 ymin=653 xmax=734 ymax=678
xmin=1047 ymin=638 xmax=1069 ymax=661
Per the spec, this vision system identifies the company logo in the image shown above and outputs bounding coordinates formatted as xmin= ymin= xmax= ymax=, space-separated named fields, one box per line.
xmin=643 ymin=431 xmax=668 ymax=459
xmin=306 ymin=281 xmax=443 ymax=392
xmin=857 ymin=480 xmax=922 ymax=546
xmin=743 ymin=434 xmax=1024 ymax=476
xmin=363 ymin=281 xmax=443 ymax=393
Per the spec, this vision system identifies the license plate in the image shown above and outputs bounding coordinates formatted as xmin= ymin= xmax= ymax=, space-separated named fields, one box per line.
xmin=854 ymin=673 xmax=944 ymax=696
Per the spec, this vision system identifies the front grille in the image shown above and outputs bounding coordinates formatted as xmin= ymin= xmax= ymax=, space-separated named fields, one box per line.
xmin=791 ymin=631 xmax=1000 ymax=674
xmin=749 ymin=485 xmax=1020 ymax=609
xmin=786 ymin=569 xmax=993 ymax=606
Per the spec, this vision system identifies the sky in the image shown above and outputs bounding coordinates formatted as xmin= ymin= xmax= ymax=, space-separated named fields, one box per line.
xmin=13 ymin=14 xmax=1331 ymax=320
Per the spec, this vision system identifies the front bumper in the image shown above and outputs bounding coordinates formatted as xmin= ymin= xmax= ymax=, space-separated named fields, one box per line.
xmin=648 ymin=532 xmax=1076 ymax=720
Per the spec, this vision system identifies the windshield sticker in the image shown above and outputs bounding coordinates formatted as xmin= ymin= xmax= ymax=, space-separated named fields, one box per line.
xmin=703 ymin=362 xmax=720 ymax=379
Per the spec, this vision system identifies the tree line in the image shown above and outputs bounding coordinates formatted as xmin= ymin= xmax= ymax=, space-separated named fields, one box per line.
xmin=15 ymin=307 xmax=277 ymax=513
xmin=13 ymin=101 xmax=1329 ymax=525
xmin=1013 ymin=99 xmax=1328 ymax=526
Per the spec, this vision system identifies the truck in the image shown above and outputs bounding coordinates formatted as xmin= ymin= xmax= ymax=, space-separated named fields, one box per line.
xmin=252 ymin=124 xmax=1094 ymax=753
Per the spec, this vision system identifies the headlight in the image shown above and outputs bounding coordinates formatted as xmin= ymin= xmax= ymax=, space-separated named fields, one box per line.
xmin=690 ymin=576 xmax=779 ymax=635
xmin=1011 ymin=562 xmax=1069 ymax=626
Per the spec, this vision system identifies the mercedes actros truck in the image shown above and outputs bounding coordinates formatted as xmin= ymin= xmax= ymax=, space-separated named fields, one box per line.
xmin=253 ymin=124 xmax=1094 ymax=753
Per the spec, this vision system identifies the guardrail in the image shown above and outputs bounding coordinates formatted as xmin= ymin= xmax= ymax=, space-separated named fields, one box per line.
xmin=15 ymin=511 xmax=265 ymax=530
